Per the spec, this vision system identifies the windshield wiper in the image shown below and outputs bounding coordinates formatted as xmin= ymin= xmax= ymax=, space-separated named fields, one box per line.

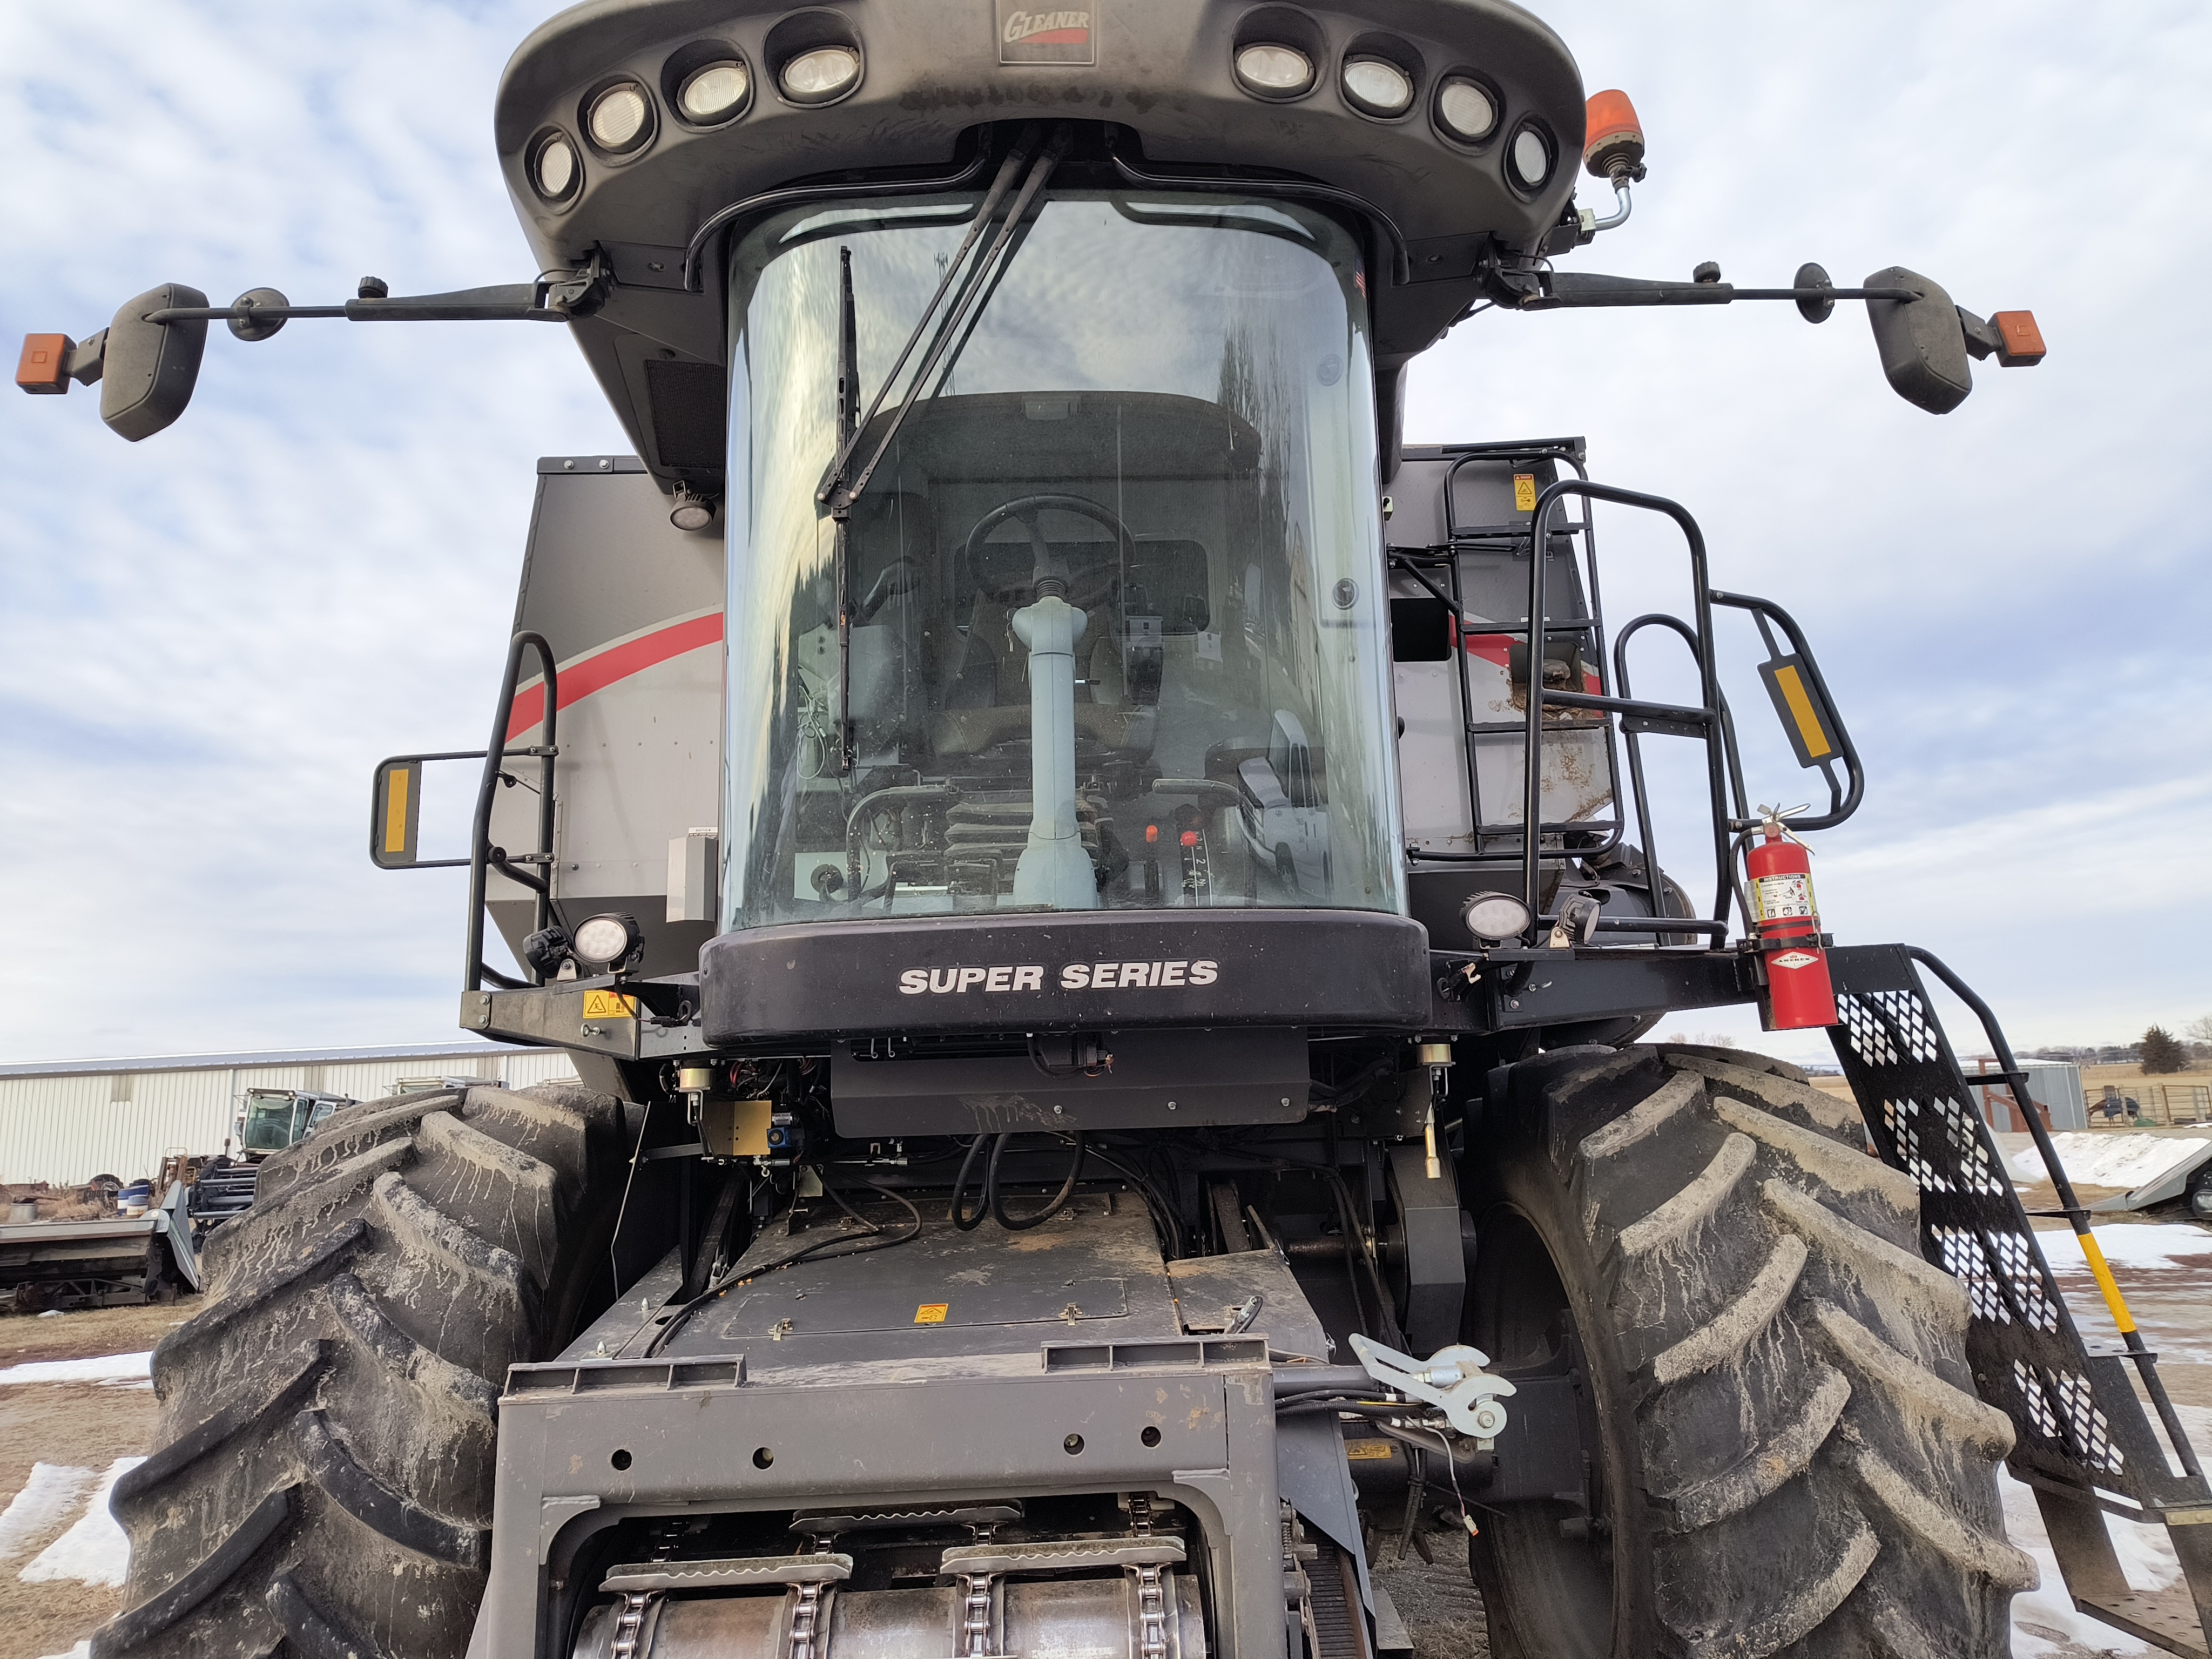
xmin=819 ymin=122 xmax=1070 ymax=515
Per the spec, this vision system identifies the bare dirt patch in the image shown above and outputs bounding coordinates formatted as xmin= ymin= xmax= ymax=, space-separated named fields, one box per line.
xmin=0 ymin=1303 xmax=186 ymax=1659
xmin=0 ymin=1300 xmax=193 ymax=1370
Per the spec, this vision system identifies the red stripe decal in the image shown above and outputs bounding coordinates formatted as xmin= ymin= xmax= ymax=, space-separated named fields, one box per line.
xmin=1456 ymin=631 xmax=1601 ymax=691
xmin=507 ymin=613 xmax=723 ymax=740
xmin=1463 ymin=631 xmax=1513 ymax=670
xmin=1022 ymin=26 xmax=1090 ymax=41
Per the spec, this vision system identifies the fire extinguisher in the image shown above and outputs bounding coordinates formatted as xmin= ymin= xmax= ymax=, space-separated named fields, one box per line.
xmin=1745 ymin=808 xmax=1838 ymax=1030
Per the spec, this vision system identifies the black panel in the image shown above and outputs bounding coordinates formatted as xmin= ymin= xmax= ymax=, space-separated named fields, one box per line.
xmin=1390 ymin=595 xmax=1451 ymax=662
xmin=644 ymin=359 xmax=727 ymax=471
xmin=700 ymin=909 xmax=1430 ymax=1043
xmin=831 ymin=1026 xmax=1310 ymax=1135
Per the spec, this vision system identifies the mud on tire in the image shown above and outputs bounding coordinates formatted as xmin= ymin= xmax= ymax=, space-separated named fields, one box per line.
xmin=1465 ymin=1043 xmax=2035 ymax=1658
xmin=95 ymin=1083 xmax=626 ymax=1659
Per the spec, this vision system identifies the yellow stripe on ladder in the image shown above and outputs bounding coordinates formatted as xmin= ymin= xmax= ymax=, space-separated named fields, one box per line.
xmin=2076 ymin=1233 xmax=2139 ymax=1336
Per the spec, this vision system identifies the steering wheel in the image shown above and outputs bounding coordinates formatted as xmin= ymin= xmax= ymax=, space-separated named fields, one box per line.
xmin=961 ymin=494 xmax=1138 ymax=599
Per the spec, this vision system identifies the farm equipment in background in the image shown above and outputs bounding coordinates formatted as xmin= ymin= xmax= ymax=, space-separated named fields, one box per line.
xmin=1 ymin=1157 xmax=201 ymax=1312
xmin=26 ymin=3 xmax=2209 ymax=1658
xmin=185 ymin=1087 xmax=361 ymax=1227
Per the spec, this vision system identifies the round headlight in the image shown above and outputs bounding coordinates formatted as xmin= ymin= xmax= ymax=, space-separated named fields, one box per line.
xmin=1435 ymin=76 xmax=1498 ymax=143
xmin=1462 ymin=891 xmax=1534 ymax=945
xmin=1341 ymin=56 xmax=1413 ymax=117
xmin=1509 ymin=125 xmax=1554 ymax=190
xmin=532 ymin=134 xmax=579 ymax=201
xmin=587 ymin=83 xmax=652 ymax=152
xmin=678 ymin=60 xmax=750 ymax=123
xmin=780 ymin=45 xmax=860 ymax=104
xmin=572 ymin=913 xmax=644 ymax=968
xmin=1234 ymin=43 xmax=1312 ymax=96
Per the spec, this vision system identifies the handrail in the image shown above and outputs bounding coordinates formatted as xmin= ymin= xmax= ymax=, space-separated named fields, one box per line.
xmin=466 ymin=632 xmax=559 ymax=993
xmin=1710 ymin=589 xmax=1864 ymax=831
xmin=1521 ymin=481 xmax=1731 ymax=944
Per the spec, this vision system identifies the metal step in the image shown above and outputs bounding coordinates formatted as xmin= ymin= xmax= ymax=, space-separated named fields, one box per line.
xmin=1828 ymin=943 xmax=2212 ymax=1657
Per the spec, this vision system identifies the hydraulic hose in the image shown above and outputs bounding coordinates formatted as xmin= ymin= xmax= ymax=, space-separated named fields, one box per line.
xmin=990 ymin=1132 xmax=1088 ymax=1231
xmin=949 ymin=1134 xmax=991 ymax=1231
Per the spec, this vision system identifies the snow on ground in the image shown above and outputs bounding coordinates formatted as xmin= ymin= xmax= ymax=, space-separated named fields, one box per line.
xmin=20 ymin=1457 xmax=145 ymax=1588
xmin=36 ymin=1644 xmax=90 ymax=1659
xmin=2004 ymin=1403 xmax=2212 ymax=1658
xmin=0 ymin=1466 xmax=93 ymax=1561
xmin=0 ymin=1352 xmax=152 ymax=1388
xmin=2038 ymin=1223 xmax=2212 ymax=1271
xmin=1999 ymin=1131 xmax=2211 ymax=1193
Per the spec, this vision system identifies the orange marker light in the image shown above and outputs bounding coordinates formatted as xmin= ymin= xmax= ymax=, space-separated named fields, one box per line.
xmin=1583 ymin=90 xmax=1645 ymax=182
xmin=16 ymin=334 xmax=74 ymax=395
xmin=1145 ymin=824 xmax=1159 ymax=844
xmin=1991 ymin=311 xmax=2046 ymax=367
xmin=1179 ymin=830 xmax=1198 ymax=848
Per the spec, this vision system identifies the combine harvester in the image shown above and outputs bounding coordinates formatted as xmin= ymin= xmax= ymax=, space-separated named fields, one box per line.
xmin=21 ymin=2 xmax=2210 ymax=1655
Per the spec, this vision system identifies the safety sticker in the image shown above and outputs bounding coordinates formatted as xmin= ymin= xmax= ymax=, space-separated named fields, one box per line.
xmin=1770 ymin=950 xmax=1820 ymax=972
xmin=1513 ymin=474 xmax=1537 ymax=512
xmin=1752 ymin=872 xmax=1814 ymax=921
xmin=914 ymin=1303 xmax=950 ymax=1325
xmin=581 ymin=989 xmax=638 ymax=1020
xmin=1343 ymin=1439 xmax=1397 ymax=1461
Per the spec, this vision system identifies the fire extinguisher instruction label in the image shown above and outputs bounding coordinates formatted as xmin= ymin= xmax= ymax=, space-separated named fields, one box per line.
xmin=1754 ymin=872 xmax=1815 ymax=921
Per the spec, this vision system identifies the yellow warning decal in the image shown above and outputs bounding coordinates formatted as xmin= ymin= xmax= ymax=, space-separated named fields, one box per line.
xmin=1343 ymin=1439 xmax=1397 ymax=1461
xmin=914 ymin=1303 xmax=949 ymax=1325
xmin=581 ymin=989 xmax=638 ymax=1021
xmin=1512 ymin=474 xmax=1537 ymax=512
xmin=1771 ymin=664 xmax=1834 ymax=760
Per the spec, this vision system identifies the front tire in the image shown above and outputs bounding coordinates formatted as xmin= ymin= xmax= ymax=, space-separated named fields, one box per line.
xmin=96 ymin=1082 xmax=626 ymax=1659
xmin=1463 ymin=1044 xmax=2034 ymax=1658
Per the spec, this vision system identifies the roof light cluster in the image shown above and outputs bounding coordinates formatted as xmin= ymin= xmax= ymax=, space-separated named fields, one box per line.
xmin=528 ymin=30 xmax=861 ymax=208
xmin=1229 ymin=25 xmax=1548 ymax=191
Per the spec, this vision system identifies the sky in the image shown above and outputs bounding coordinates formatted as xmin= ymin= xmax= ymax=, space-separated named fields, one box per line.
xmin=0 ymin=1 xmax=2207 ymax=1067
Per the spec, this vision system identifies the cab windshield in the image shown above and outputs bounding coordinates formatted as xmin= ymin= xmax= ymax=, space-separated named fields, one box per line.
xmin=722 ymin=191 xmax=1401 ymax=928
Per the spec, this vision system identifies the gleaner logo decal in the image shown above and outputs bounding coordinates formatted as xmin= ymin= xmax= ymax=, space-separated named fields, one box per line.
xmin=996 ymin=2 xmax=1096 ymax=64
xmin=900 ymin=960 xmax=1218 ymax=993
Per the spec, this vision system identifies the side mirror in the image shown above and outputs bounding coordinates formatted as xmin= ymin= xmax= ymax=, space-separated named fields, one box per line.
xmin=1864 ymin=266 xmax=1971 ymax=414
xmin=100 ymin=284 xmax=207 ymax=441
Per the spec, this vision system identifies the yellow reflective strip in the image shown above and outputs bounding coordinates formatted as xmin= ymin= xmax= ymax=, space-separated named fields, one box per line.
xmin=1773 ymin=665 xmax=1834 ymax=760
xmin=382 ymin=768 xmax=410 ymax=855
xmin=2078 ymin=1235 xmax=2138 ymax=1336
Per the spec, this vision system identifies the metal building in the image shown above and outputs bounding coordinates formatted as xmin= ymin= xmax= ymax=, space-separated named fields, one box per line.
xmin=0 ymin=1043 xmax=579 ymax=1186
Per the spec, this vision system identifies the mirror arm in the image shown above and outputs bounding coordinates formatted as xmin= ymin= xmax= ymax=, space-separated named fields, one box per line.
xmin=1521 ymin=271 xmax=1919 ymax=310
xmin=143 ymin=279 xmax=584 ymax=327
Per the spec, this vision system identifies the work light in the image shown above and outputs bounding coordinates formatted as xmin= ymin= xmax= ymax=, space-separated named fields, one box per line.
xmin=781 ymin=46 xmax=860 ymax=104
xmin=1341 ymin=57 xmax=1413 ymax=117
xmin=586 ymin=83 xmax=652 ymax=153
xmin=1462 ymin=892 xmax=1533 ymax=945
xmin=678 ymin=61 xmax=750 ymax=124
xmin=572 ymin=913 xmax=645 ymax=969
xmin=532 ymin=134 xmax=579 ymax=201
xmin=1435 ymin=77 xmax=1498 ymax=143
xmin=1509 ymin=125 xmax=1553 ymax=190
xmin=1235 ymin=44 xmax=1312 ymax=96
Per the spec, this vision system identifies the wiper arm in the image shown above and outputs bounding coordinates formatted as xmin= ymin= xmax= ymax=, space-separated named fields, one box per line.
xmin=819 ymin=126 xmax=1040 ymax=501
xmin=821 ymin=123 xmax=1070 ymax=515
